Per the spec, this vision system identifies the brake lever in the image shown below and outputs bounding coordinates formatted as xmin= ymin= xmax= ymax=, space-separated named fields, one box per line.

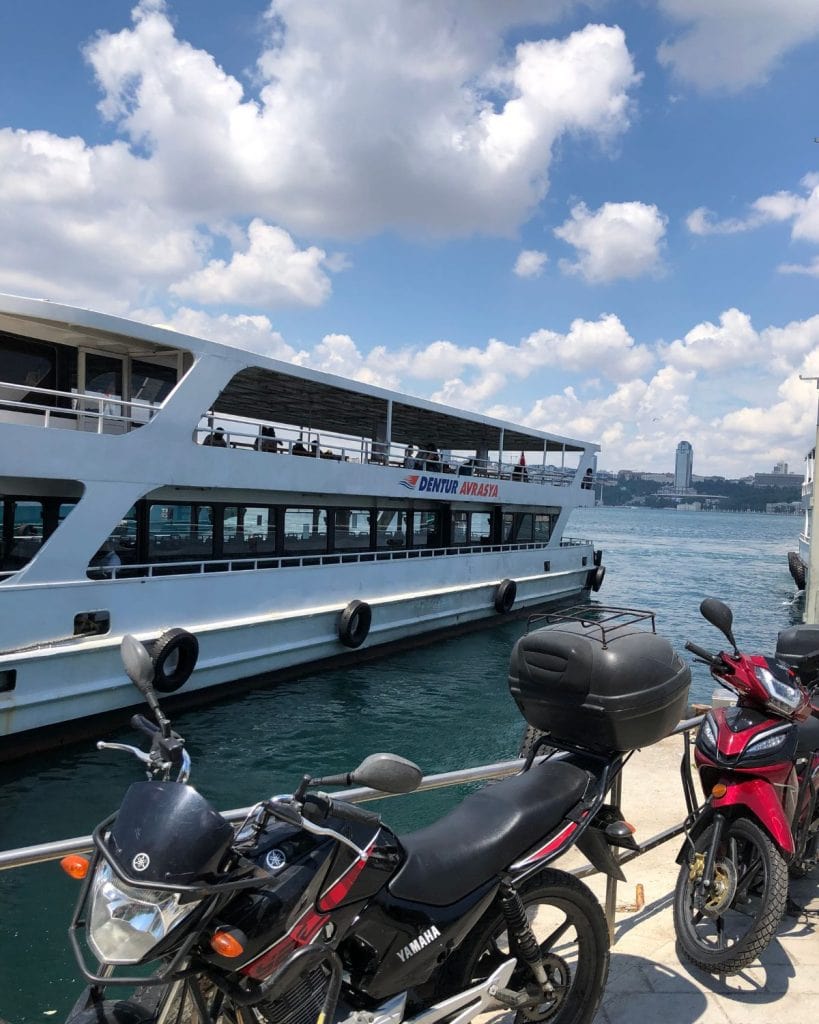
xmin=97 ymin=741 xmax=152 ymax=765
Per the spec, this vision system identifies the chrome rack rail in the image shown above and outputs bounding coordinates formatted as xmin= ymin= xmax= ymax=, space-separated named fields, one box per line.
xmin=526 ymin=604 xmax=658 ymax=643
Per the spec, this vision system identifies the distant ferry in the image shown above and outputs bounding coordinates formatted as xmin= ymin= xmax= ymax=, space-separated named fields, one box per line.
xmin=0 ymin=293 xmax=604 ymax=756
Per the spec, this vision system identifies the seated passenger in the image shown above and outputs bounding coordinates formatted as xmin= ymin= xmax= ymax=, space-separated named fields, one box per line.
xmin=203 ymin=427 xmax=228 ymax=447
xmin=255 ymin=425 xmax=279 ymax=453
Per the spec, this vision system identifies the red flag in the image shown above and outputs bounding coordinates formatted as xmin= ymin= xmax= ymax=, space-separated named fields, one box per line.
xmin=519 ymin=452 xmax=526 ymax=465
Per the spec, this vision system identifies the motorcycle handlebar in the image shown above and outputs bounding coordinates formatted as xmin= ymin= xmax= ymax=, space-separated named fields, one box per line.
xmin=302 ymin=793 xmax=381 ymax=828
xmin=131 ymin=713 xmax=160 ymax=737
xmin=685 ymin=641 xmax=720 ymax=666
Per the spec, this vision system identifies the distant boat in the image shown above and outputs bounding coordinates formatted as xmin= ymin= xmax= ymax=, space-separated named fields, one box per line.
xmin=787 ymin=447 xmax=813 ymax=591
xmin=0 ymin=293 xmax=605 ymax=756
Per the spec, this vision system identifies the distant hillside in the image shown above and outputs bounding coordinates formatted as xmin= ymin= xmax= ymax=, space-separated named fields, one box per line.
xmin=601 ymin=474 xmax=801 ymax=512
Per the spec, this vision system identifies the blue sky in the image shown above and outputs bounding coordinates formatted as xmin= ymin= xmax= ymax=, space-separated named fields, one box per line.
xmin=3 ymin=0 xmax=819 ymax=476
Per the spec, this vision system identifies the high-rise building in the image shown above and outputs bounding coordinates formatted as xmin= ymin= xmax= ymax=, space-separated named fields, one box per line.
xmin=675 ymin=440 xmax=693 ymax=492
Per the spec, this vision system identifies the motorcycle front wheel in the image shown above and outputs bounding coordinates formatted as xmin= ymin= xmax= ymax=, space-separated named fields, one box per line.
xmin=673 ymin=816 xmax=788 ymax=974
xmin=439 ymin=868 xmax=609 ymax=1024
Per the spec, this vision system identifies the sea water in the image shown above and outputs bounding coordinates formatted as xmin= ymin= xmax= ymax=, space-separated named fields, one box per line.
xmin=0 ymin=507 xmax=801 ymax=1021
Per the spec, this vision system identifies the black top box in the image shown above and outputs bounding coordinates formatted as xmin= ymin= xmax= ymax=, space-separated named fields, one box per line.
xmin=775 ymin=624 xmax=819 ymax=683
xmin=509 ymin=611 xmax=690 ymax=753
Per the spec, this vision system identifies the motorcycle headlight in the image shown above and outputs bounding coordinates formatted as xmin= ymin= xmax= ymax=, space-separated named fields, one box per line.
xmin=88 ymin=862 xmax=199 ymax=964
xmin=697 ymin=714 xmax=718 ymax=755
xmin=754 ymin=665 xmax=804 ymax=717
xmin=745 ymin=727 xmax=790 ymax=756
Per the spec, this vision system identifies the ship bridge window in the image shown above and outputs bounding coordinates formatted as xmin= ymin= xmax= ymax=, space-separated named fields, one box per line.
xmin=334 ymin=508 xmax=372 ymax=551
xmin=148 ymin=503 xmax=214 ymax=562
xmin=225 ymin=505 xmax=277 ymax=556
xmin=0 ymin=336 xmax=56 ymax=405
xmin=377 ymin=509 xmax=409 ymax=549
xmin=284 ymin=507 xmax=328 ymax=554
xmin=503 ymin=512 xmax=533 ymax=543
xmin=412 ymin=510 xmax=442 ymax=547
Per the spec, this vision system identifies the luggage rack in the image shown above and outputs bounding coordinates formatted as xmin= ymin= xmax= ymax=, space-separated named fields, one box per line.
xmin=526 ymin=604 xmax=657 ymax=647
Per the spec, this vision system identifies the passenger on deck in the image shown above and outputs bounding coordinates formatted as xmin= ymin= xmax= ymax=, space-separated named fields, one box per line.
xmin=403 ymin=445 xmax=416 ymax=469
xmin=292 ymin=441 xmax=309 ymax=456
xmin=255 ymin=425 xmax=279 ymax=453
xmin=425 ymin=444 xmax=441 ymax=471
xmin=581 ymin=468 xmax=594 ymax=490
xmin=203 ymin=427 xmax=227 ymax=447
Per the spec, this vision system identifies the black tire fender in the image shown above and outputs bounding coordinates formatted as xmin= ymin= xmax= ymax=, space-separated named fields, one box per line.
xmin=338 ymin=599 xmax=372 ymax=648
xmin=494 ymin=578 xmax=517 ymax=614
xmin=148 ymin=628 xmax=199 ymax=694
xmin=590 ymin=565 xmax=606 ymax=592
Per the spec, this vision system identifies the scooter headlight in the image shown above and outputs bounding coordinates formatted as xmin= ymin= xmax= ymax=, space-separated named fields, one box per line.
xmin=697 ymin=713 xmax=718 ymax=756
xmin=754 ymin=665 xmax=804 ymax=717
xmin=88 ymin=862 xmax=199 ymax=964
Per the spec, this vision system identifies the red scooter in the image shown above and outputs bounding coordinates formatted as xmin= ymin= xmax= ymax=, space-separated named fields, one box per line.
xmin=674 ymin=598 xmax=819 ymax=975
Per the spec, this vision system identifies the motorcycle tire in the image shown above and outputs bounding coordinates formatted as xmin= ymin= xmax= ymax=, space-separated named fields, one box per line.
xmin=673 ymin=816 xmax=788 ymax=975
xmin=788 ymin=829 xmax=818 ymax=879
xmin=438 ymin=869 xmax=609 ymax=1024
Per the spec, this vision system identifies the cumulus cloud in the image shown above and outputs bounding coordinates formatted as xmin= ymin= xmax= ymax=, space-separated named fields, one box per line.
xmin=554 ymin=201 xmax=667 ymax=282
xmin=657 ymin=0 xmax=819 ymax=93
xmin=661 ymin=308 xmax=764 ymax=371
xmin=514 ymin=249 xmax=548 ymax=277
xmin=82 ymin=2 xmax=640 ymax=238
xmin=171 ymin=220 xmax=336 ymax=307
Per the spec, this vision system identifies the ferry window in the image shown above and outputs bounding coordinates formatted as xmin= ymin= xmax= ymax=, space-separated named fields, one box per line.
xmin=109 ymin=505 xmax=138 ymax=565
xmin=334 ymin=508 xmax=372 ymax=551
xmin=469 ymin=512 xmax=491 ymax=544
xmin=0 ymin=338 xmax=56 ymax=403
xmin=516 ymin=514 xmax=534 ymax=542
xmin=132 ymin=360 xmax=176 ymax=405
xmin=534 ymin=513 xmax=552 ymax=542
xmin=74 ymin=611 xmax=110 ymax=637
xmin=412 ymin=510 xmax=442 ymax=548
xmin=148 ymin=503 xmax=214 ymax=561
xmin=284 ymin=507 xmax=328 ymax=554
xmin=85 ymin=355 xmax=123 ymax=416
xmin=7 ymin=501 xmax=44 ymax=570
xmin=224 ymin=506 xmax=276 ymax=556
xmin=451 ymin=511 xmax=468 ymax=545
xmin=376 ymin=509 xmax=408 ymax=549
xmin=502 ymin=512 xmax=533 ymax=543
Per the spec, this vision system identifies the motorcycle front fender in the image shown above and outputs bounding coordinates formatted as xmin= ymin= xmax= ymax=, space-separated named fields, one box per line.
xmin=677 ymin=780 xmax=794 ymax=859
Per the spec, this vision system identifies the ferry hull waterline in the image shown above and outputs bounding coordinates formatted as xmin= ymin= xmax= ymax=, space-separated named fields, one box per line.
xmin=0 ymin=293 xmax=603 ymax=757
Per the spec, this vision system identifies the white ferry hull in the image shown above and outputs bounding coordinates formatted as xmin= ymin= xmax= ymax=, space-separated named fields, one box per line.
xmin=1 ymin=555 xmax=593 ymax=742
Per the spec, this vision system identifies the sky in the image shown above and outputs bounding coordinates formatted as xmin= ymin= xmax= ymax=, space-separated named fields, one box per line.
xmin=3 ymin=0 xmax=819 ymax=477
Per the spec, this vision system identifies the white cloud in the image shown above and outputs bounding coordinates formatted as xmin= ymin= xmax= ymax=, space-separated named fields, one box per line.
xmin=171 ymin=220 xmax=336 ymax=307
xmin=513 ymin=249 xmax=548 ymax=277
xmin=81 ymin=3 xmax=639 ymax=237
xmin=554 ymin=201 xmax=667 ymax=282
xmin=657 ymin=0 xmax=819 ymax=93
xmin=661 ymin=308 xmax=763 ymax=371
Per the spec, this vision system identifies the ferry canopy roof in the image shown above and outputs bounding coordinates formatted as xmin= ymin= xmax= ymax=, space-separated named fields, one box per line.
xmin=214 ymin=366 xmax=589 ymax=453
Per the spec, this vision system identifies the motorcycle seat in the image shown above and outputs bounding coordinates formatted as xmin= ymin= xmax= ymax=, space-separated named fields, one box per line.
xmin=796 ymin=713 xmax=819 ymax=757
xmin=389 ymin=760 xmax=591 ymax=906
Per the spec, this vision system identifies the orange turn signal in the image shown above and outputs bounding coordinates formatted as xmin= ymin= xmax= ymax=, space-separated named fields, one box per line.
xmin=210 ymin=930 xmax=245 ymax=958
xmin=711 ymin=783 xmax=728 ymax=799
xmin=60 ymin=855 xmax=90 ymax=880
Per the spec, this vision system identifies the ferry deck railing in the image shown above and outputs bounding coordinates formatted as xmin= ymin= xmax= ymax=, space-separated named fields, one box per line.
xmin=0 ymin=381 xmax=159 ymax=433
xmin=0 ymin=715 xmax=705 ymax=942
xmin=84 ymin=537 xmax=591 ymax=581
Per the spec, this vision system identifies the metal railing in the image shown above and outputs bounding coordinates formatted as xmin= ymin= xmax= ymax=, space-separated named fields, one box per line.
xmin=195 ymin=415 xmax=585 ymax=489
xmin=87 ymin=539 xmax=567 ymax=581
xmin=0 ymin=381 xmax=160 ymax=433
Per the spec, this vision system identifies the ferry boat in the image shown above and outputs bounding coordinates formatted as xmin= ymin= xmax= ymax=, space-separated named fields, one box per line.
xmin=0 ymin=293 xmax=603 ymax=756
xmin=788 ymin=447 xmax=813 ymax=592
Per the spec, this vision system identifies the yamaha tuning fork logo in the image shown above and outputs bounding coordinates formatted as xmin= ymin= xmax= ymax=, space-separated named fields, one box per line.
xmin=132 ymin=852 xmax=150 ymax=872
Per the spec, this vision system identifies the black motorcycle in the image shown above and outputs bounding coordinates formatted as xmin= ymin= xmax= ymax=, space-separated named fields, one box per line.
xmin=60 ymin=621 xmax=665 ymax=1024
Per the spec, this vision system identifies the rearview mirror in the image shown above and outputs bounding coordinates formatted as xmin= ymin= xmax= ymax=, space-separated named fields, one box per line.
xmin=700 ymin=598 xmax=737 ymax=649
xmin=350 ymin=753 xmax=423 ymax=794
xmin=121 ymin=634 xmax=156 ymax=696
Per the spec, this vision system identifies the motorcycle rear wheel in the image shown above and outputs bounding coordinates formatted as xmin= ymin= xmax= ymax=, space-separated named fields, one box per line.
xmin=439 ymin=869 xmax=609 ymax=1024
xmin=673 ymin=816 xmax=788 ymax=974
